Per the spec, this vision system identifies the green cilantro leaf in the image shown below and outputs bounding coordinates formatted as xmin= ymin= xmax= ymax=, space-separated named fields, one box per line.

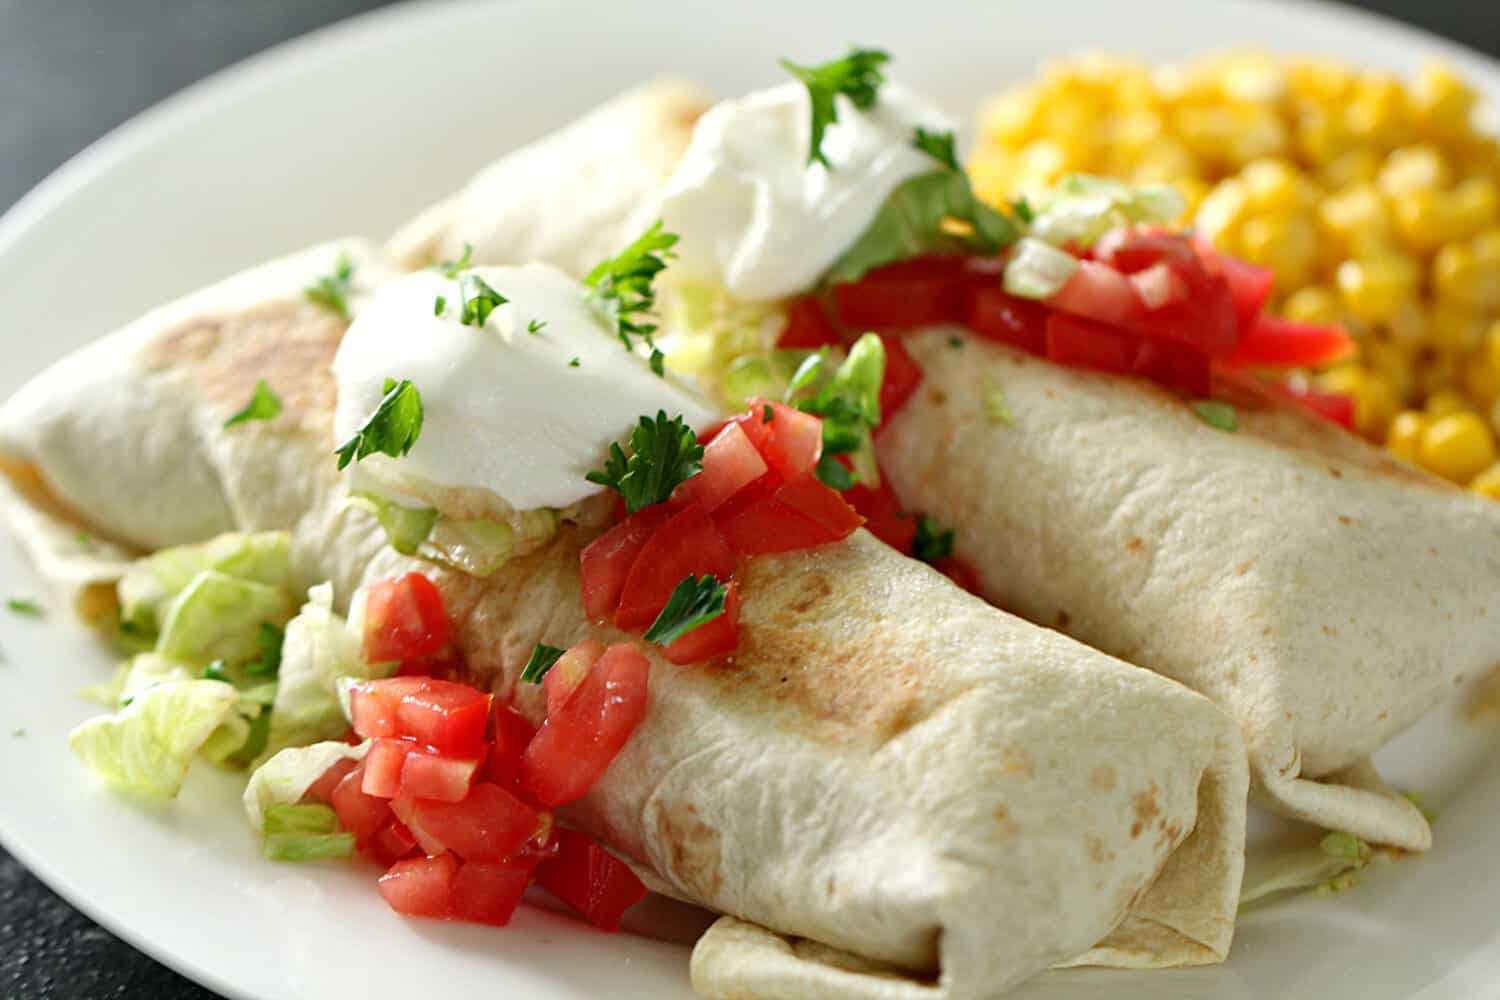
xmin=643 ymin=575 xmax=728 ymax=647
xmin=6 ymin=598 xmax=43 ymax=618
xmin=437 ymin=243 xmax=473 ymax=278
xmin=1194 ymin=400 xmax=1238 ymax=432
xmin=1010 ymin=197 xmax=1035 ymax=224
xmin=520 ymin=643 xmax=566 ymax=684
xmin=223 ymin=379 xmax=283 ymax=428
xmin=458 ymin=273 xmax=507 ymax=327
xmin=780 ymin=47 xmax=891 ymax=167
xmin=527 ymin=319 xmax=548 ymax=335
xmin=586 ymin=411 xmax=704 ymax=513
xmin=568 ymin=356 xmax=581 ymax=367
xmin=334 ymin=378 xmax=424 ymax=470
xmin=304 ymin=253 xmax=355 ymax=319
xmin=815 ymin=455 xmax=856 ymax=490
xmin=433 ymin=295 xmax=447 ymax=317
xmin=912 ymin=516 xmax=954 ymax=563
xmin=247 ymin=622 xmax=284 ymax=677
xmin=585 ymin=221 xmax=677 ymax=370
xmin=912 ymin=126 xmax=959 ymax=171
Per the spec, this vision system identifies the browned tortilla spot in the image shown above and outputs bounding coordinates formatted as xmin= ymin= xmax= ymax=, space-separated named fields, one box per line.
xmin=1086 ymin=835 xmax=1113 ymax=864
xmin=650 ymin=799 xmax=725 ymax=901
xmin=1133 ymin=787 xmax=1161 ymax=827
xmin=1054 ymin=610 xmax=1072 ymax=630
xmin=1125 ymin=536 xmax=1145 ymax=553
xmin=1001 ymin=748 xmax=1033 ymax=776
xmin=1338 ymin=514 xmax=1353 ymax=525
xmin=1090 ymin=764 xmax=1117 ymax=791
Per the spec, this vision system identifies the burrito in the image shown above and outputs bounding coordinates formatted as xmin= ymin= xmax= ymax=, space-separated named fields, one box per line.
xmin=394 ymin=68 xmax=1500 ymax=851
xmin=0 ymin=245 xmax=1249 ymax=999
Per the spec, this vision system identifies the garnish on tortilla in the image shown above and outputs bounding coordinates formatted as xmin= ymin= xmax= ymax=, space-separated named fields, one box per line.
xmin=304 ymin=253 xmax=355 ymax=319
xmin=780 ymin=47 xmax=890 ymax=167
xmin=643 ymin=575 xmax=728 ymax=646
xmin=334 ymin=378 xmax=424 ymax=470
xmin=586 ymin=410 xmax=704 ymax=513
xmin=584 ymin=221 xmax=678 ymax=376
xmin=223 ymin=379 xmax=283 ymax=428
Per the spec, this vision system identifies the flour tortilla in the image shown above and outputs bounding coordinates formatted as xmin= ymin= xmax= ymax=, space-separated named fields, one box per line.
xmin=0 ymin=252 xmax=1249 ymax=999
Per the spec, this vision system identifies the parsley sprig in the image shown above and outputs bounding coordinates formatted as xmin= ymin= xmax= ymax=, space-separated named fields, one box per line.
xmin=787 ymin=334 xmax=885 ymax=488
xmin=912 ymin=127 xmax=959 ymax=171
xmin=224 ymin=379 xmax=283 ymax=428
xmin=912 ymin=516 xmax=954 ymax=563
xmin=585 ymin=222 xmax=677 ymax=375
xmin=586 ymin=411 xmax=704 ymax=513
xmin=458 ymin=273 xmax=507 ymax=327
xmin=520 ymin=643 xmax=566 ymax=683
xmin=305 ymin=253 xmax=356 ymax=319
xmin=334 ymin=377 xmax=424 ymax=470
xmin=644 ymin=575 xmax=728 ymax=646
xmin=781 ymin=47 xmax=891 ymax=167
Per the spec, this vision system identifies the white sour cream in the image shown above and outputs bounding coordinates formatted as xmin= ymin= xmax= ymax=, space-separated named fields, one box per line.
xmin=332 ymin=265 xmax=718 ymax=513
xmin=649 ymin=81 xmax=955 ymax=302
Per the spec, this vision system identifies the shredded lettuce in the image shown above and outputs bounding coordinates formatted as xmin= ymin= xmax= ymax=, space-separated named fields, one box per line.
xmin=1003 ymin=237 xmax=1080 ymax=300
xmin=1027 ymin=174 xmax=1186 ymax=250
xmin=156 ymin=571 xmax=294 ymax=667
xmin=264 ymin=830 xmax=356 ymax=862
xmin=118 ymin=531 xmax=291 ymax=634
xmin=347 ymin=493 xmax=437 ymax=556
xmin=349 ymin=492 xmax=557 ymax=578
xmin=243 ymin=739 xmax=370 ymax=830
xmin=789 ymin=334 xmax=886 ymax=487
xmin=69 ymin=680 xmax=240 ymax=797
xmin=1239 ymin=831 xmax=1374 ymax=908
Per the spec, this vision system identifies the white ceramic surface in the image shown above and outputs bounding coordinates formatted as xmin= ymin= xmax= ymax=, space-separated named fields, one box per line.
xmin=2 ymin=1 xmax=1498 ymax=997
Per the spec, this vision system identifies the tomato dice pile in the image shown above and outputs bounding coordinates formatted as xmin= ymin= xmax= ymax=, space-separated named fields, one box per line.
xmin=304 ymin=575 xmax=650 ymax=932
xmin=580 ymin=400 xmax=863 ymax=664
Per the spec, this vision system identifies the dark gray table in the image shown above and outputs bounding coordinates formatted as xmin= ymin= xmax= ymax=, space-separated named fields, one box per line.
xmin=1 ymin=1 xmax=1497 ymax=997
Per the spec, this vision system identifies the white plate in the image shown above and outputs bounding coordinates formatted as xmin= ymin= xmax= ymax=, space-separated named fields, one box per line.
xmin=2 ymin=1 xmax=1499 ymax=997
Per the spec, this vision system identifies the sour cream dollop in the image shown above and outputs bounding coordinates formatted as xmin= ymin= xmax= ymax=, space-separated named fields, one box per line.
xmin=333 ymin=265 xmax=718 ymax=513
xmin=650 ymin=81 xmax=955 ymax=302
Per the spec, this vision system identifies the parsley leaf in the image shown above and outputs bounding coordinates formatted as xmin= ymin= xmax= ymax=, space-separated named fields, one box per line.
xmin=248 ymin=622 xmax=284 ymax=677
xmin=433 ymin=295 xmax=447 ymax=317
xmin=912 ymin=127 xmax=959 ymax=171
xmin=458 ymin=273 xmax=507 ymax=327
xmin=1194 ymin=400 xmax=1238 ymax=432
xmin=815 ymin=455 xmax=856 ymax=490
xmin=643 ymin=575 xmax=728 ymax=646
xmin=912 ymin=517 xmax=954 ymax=563
xmin=1010 ymin=197 xmax=1035 ymax=224
xmin=585 ymin=221 xmax=677 ymax=369
xmin=304 ymin=253 xmax=355 ymax=319
xmin=568 ymin=356 xmax=581 ymax=367
xmin=223 ymin=379 xmax=283 ymax=428
xmin=586 ymin=411 xmax=704 ymax=513
xmin=6 ymin=598 xmax=42 ymax=618
xmin=334 ymin=378 xmax=424 ymax=470
xmin=527 ymin=319 xmax=547 ymax=335
xmin=780 ymin=47 xmax=891 ymax=167
xmin=437 ymin=243 xmax=473 ymax=278
xmin=520 ymin=643 xmax=566 ymax=683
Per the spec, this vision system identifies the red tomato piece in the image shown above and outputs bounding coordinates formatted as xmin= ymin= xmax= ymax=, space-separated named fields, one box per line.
xmin=716 ymin=474 xmax=863 ymax=557
xmin=1093 ymin=228 xmax=1197 ymax=273
xmin=931 ymin=555 xmax=984 ymax=595
xmin=1131 ymin=337 xmax=1213 ymax=398
xmin=391 ymin=783 xmax=543 ymax=863
xmin=965 ymin=284 xmax=1048 ymax=355
xmin=615 ymin=506 xmax=733 ymax=630
xmin=402 ymin=749 xmax=485 ymax=804
xmin=378 ymin=853 xmax=458 ymax=918
xmin=877 ymin=334 xmax=923 ymax=425
xmin=578 ymin=504 xmax=674 ymax=622
xmin=834 ymin=256 xmax=974 ymax=330
xmin=672 ymin=421 xmax=769 ymax=511
xmin=364 ymin=573 xmax=450 ymax=664
xmin=1227 ymin=315 xmax=1356 ymax=369
xmin=1192 ymin=233 xmax=1275 ymax=333
xmin=1047 ymin=259 xmax=1145 ymax=330
xmin=364 ymin=738 xmax=420 ymax=799
xmin=521 ymin=644 xmax=651 ymax=807
xmin=330 ymin=760 xmax=393 ymax=846
xmin=348 ymin=676 xmax=432 ymax=741
xmin=372 ymin=820 xmax=419 ymax=866
xmin=303 ymin=757 xmax=358 ymax=805
xmin=396 ymin=649 xmax=467 ymax=681
xmin=1281 ymin=384 xmax=1357 ymax=430
xmin=844 ymin=470 xmax=916 ymax=553
xmin=450 ymin=861 xmax=532 ymax=927
xmin=1127 ymin=262 xmax=1189 ymax=310
xmin=393 ymin=680 xmax=493 ymax=757
xmin=544 ymin=640 xmax=605 ymax=719
xmin=739 ymin=400 xmax=823 ymax=481
xmin=661 ymin=580 xmax=740 ymax=665
xmin=485 ymin=704 xmax=537 ymax=796
xmin=1045 ymin=313 xmax=1139 ymax=375
xmin=777 ymin=296 xmax=842 ymax=349
xmin=534 ymin=829 xmax=649 ymax=932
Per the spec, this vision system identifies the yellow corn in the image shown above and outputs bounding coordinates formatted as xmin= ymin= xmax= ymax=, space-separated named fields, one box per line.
xmin=1387 ymin=410 xmax=1428 ymax=463
xmin=1472 ymin=462 xmax=1500 ymax=500
xmin=1426 ymin=389 xmax=1472 ymax=419
xmin=1283 ymin=285 xmax=1342 ymax=326
xmin=1336 ymin=254 xmax=1418 ymax=325
xmin=1419 ymin=412 xmax=1497 ymax=483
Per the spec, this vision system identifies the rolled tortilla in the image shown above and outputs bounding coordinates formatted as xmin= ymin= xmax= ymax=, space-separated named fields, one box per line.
xmin=398 ymin=82 xmax=1488 ymax=852
xmin=1 ymin=253 xmax=1248 ymax=998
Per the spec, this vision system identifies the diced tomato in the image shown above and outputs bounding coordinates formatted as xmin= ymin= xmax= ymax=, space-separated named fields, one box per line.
xmin=738 ymin=400 xmax=823 ymax=480
xmin=391 ymin=783 xmax=543 ymax=863
xmin=378 ymin=853 xmax=459 ymax=918
xmin=672 ymin=422 xmax=768 ymax=511
xmin=834 ymin=256 xmax=974 ymax=330
xmin=777 ymin=296 xmax=842 ymax=349
xmin=372 ymin=820 xmax=419 ymax=866
xmin=877 ymin=334 xmax=923 ymax=425
xmin=364 ymin=738 xmax=420 ymax=799
xmin=1045 ymin=313 xmax=1139 ymax=375
xmin=521 ymin=644 xmax=651 ymax=807
xmin=579 ymin=505 xmax=674 ymax=622
xmin=450 ymin=861 xmax=531 ymax=926
xmin=544 ymin=640 xmax=605 ymax=719
xmin=1131 ymin=337 xmax=1213 ymax=398
xmin=303 ymin=757 xmax=358 ymax=805
xmin=1047 ymin=259 xmax=1145 ymax=330
xmin=395 ymin=680 xmax=493 ymax=757
xmin=1281 ymin=383 xmax=1357 ymax=430
xmin=348 ymin=676 xmax=433 ymax=741
xmin=615 ymin=506 xmax=733 ymax=630
xmin=331 ymin=760 xmax=393 ymax=846
xmin=1093 ymin=228 xmax=1197 ymax=273
xmin=1227 ymin=315 xmax=1355 ymax=369
xmin=534 ymin=829 xmax=649 ymax=932
xmin=844 ymin=470 xmax=916 ymax=553
xmin=932 ymin=555 xmax=984 ymax=595
xmin=661 ymin=581 xmax=740 ymax=665
xmin=485 ymin=704 xmax=537 ymax=797
xmin=1192 ymin=233 xmax=1275 ymax=333
xmin=1083 ymin=232 xmax=1240 ymax=359
xmin=402 ymin=749 xmax=484 ymax=804
xmin=1128 ymin=262 xmax=1189 ymax=310
xmin=965 ymin=284 xmax=1048 ymax=355
xmin=716 ymin=474 xmax=863 ymax=557
xmin=396 ymin=649 xmax=467 ymax=681
xmin=364 ymin=573 xmax=450 ymax=664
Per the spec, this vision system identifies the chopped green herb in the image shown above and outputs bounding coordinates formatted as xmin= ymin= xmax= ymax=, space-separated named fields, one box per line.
xmin=780 ymin=47 xmax=891 ymax=167
xmin=984 ymin=385 xmax=1014 ymax=425
xmin=912 ymin=126 xmax=960 ymax=171
xmin=74 ymin=530 xmax=96 ymax=552
xmin=763 ymin=403 xmax=775 ymax=423
xmin=458 ymin=273 xmax=507 ymax=327
xmin=790 ymin=334 xmax=885 ymax=486
xmin=585 ymin=221 xmax=677 ymax=370
xmin=649 ymin=348 xmax=666 ymax=376
xmin=202 ymin=660 xmax=230 ymax=683
xmin=948 ymin=336 xmax=963 ymax=349
xmin=568 ymin=356 xmax=581 ymax=368
xmin=586 ymin=411 xmax=704 ymax=513
xmin=1319 ymin=831 xmax=1370 ymax=864
xmin=334 ymin=378 xmax=424 ymax=470
xmin=1010 ymin=197 xmax=1034 ymax=224
xmin=814 ymin=455 xmax=856 ymax=490
xmin=912 ymin=517 xmax=954 ymax=563
xmin=437 ymin=243 xmax=473 ymax=278
xmin=527 ymin=319 xmax=548 ymax=335
xmin=644 ymin=575 xmax=728 ymax=647
xmin=433 ymin=295 xmax=447 ymax=316
xmin=1194 ymin=400 xmax=1238 ymax=432
xmin=304 ymin=253 xmax=355 ymax=319
xmin=6 ymin=598 xmax=42 ymax=618
xmin=247 ymin=622 xmax=284 ymax=677
xmin=520 ymin=643 xmax=566 ymax=684
xmin=223 ymin=379 xmax=283 ymax=428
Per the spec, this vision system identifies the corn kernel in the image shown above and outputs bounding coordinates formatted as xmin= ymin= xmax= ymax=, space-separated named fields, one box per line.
xmin=1428 ymin=301 xmax=1484 ymax=353
xmin=1346 ymin=75 xmax=1412 ymax=145
xmin=1426 ymin=389 xmax=1473 ymax=418
xmin=1471 ymin=462 xmax=1500 ymax=501
xmin=1239 ymin=215 xmax=1320 ymax=289
xmin=1419 ymin=412 xmax=1497 ymax=483
xmin=1386 ymin=300 xmax=1429 ymax=351
xmin=1363 ymin=337 xmax=1417 ymax=401
xmin=1392 ymin=188 xmax=1461 ymax=252
xmin=1462 ymin=354 xmax=1500 ymax=409
xmin=1319 ymin=184 xmax=1391 ymax=250
xmin=982 ymin=90 xmax=1040 ymax=146
xmin=1283 ymin=286 xmax=1343 ymax=326
xmin=1378 ymin=145 xmax=1451 ymax=198
xmin=1413 ymin=61 xmax=1477 ymax=139
xmin=1448 ymin=177 xmax=1499 ymax=240
xmin=1128 ymin=138 xmax=1197 ymax=184
xmin=1387 ymin=410 xmax=1428 ymax=462
xmin=1336 ymin=254 xmax=1418 ymax=324
xmin=1320 ymin=148 xmax=1381 ymax=189
xmin=1355 ymin=373 xmax=1401 ymax=439
xmin=1197 ymin=179 xmax=1250 ymax=247
xmin=1431 ymin=242 xmax=1484 ymax=303
xmin=1488 ymin=320 xmax=1500 ymax=373
xmin=1242 ymin=158 xmax=1313 ymax=214
xmin=1288 ymin=59 xmax=1355 ymax=104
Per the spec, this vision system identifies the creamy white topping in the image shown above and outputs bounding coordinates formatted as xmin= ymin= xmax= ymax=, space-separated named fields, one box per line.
xmin=648 ymin=81 xmax=955 ymax=302
xmin=332 ymin=265 xmax=718 ymax=513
